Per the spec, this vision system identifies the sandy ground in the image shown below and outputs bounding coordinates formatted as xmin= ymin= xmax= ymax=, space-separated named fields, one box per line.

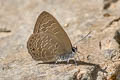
xmin=0 ymin=0 xmax=120 ymax=80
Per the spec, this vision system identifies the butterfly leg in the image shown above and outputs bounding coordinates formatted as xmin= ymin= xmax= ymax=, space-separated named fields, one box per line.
xmin=67 ymin=59 xmax=70 ymax=64
xmin=73 ymin=58 xmax=77 ymax=66
xmin=55 ymin=60 xmax=58 ymax=64
xmin=76 ymin=51 xmax=81 ymax=61
xmin=67 ymin=58 xmax=77 ymax=66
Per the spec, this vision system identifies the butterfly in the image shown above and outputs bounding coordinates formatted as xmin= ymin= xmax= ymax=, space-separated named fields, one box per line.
xmin=27 ymin=11 xmax=77 ymax=64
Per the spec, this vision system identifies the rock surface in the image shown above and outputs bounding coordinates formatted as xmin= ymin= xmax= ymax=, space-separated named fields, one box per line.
xmin=0 ymin=0 xmax=120 ymax=80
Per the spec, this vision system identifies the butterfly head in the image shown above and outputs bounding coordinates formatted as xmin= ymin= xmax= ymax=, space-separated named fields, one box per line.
xmin=72 ymin=46 xmax=77 ymax=53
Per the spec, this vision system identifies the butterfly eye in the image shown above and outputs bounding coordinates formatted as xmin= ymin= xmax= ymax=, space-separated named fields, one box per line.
xmin=72 ymin=47 xmax=77 ymax=52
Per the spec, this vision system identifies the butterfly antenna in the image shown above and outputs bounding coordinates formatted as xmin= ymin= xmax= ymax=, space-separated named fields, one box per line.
xmin=73 ymin=31 xmax=92 ymax=46
xmin=73 ymin=31 xmax=92 ymax=61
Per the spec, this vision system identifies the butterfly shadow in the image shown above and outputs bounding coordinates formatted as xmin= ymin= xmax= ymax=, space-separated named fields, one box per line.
xmin=37 ymin=60 xmax=107 ymax=80
xmin=37 ymin=60 xmax=107 ymax=73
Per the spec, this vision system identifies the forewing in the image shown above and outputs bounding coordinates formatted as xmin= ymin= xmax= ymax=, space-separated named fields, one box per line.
xmin=33 ymin=11 xmax=72 ymax=53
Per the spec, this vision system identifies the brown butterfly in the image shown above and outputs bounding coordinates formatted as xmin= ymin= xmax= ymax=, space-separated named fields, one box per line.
xmin=27 ymin=11 xmax=77 ymax=63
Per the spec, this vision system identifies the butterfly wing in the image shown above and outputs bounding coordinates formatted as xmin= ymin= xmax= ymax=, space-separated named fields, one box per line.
xmin=33 ymin=11 xmax=72 ymax=53
xmin=27 ymin=32 xmax=70 ymax=62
